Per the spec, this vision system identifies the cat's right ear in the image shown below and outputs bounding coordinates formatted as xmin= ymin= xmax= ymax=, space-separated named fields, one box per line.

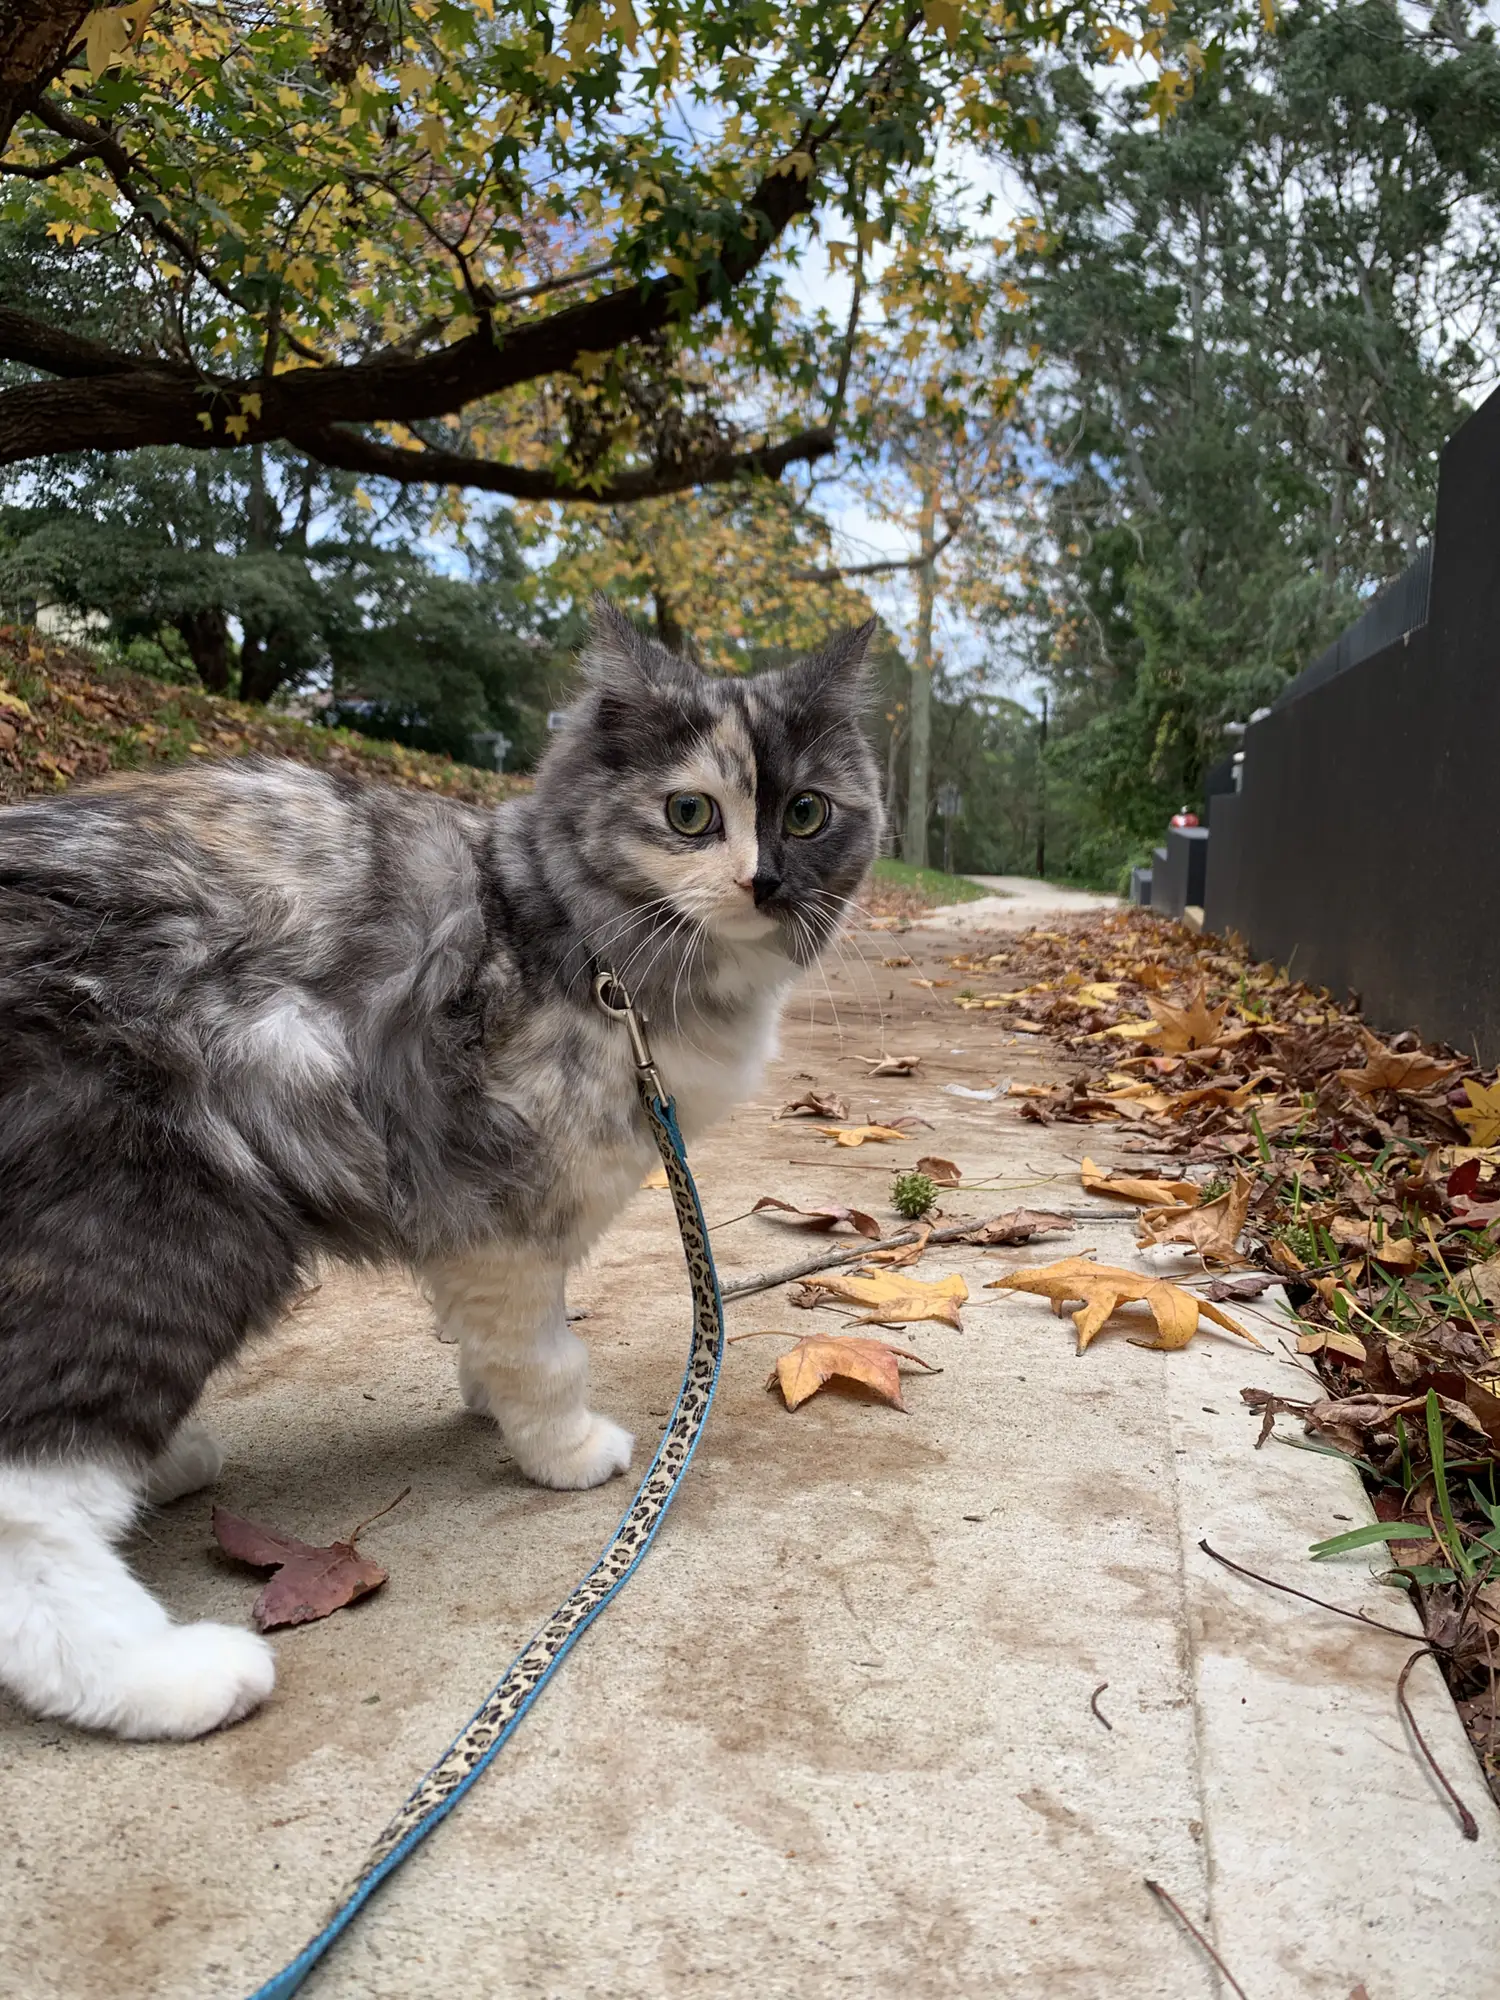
xmin=580 ymin=595 xmax=698 ymax=694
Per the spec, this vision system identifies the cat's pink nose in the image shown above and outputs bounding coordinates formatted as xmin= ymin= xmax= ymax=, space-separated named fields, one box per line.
xmin=735 ymin=876 xmax=755 ymax=894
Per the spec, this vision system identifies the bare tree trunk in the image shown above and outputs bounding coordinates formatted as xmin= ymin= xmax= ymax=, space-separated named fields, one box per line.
xmin=173 ymin=608 xmax=230 ymax=692
xmin=883 ymin=717 xmax=905 ymax=836
xmin=653 ymin=587 xmax=693 ymax=658
xmin=903 ymin=462 xmax=939 ymax=868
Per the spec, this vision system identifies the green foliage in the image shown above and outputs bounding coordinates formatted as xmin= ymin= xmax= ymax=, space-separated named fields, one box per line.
xmin=0 ymin=0 xmax=1147 ymax=490
xmin=984 ymin=0 xmax=1500 ymax=880
xmin=0 ymin=425 xmax=562 ymax=760
xmin=870 ymin=858 xmax=987 ymax=906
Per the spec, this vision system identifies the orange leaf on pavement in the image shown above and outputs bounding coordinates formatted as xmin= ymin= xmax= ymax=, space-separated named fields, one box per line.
xmin=798 ymin=1267 xmax=968 ymax=1327
xmin=1081 ymin=1156 xmax=1200 ymax=1207
xmin=765 ymin=1334 xmax=939 ymax=1411
xmin=814 ymin=1124 xmax=912 ymax=1147
xmin=1142 ymin=984 xmax=1230 ymax=1053
xmin=988 ymin=1256 xmax=1262 ymax=1354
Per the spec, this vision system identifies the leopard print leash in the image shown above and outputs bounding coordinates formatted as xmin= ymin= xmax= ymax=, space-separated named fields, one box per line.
xmin=247 ymin=970 xmax=724 ymax=1999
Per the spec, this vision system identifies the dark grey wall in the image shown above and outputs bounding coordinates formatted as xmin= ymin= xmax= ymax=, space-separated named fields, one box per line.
xmin=1202 ymin=384 xmax=1500 ymax=1059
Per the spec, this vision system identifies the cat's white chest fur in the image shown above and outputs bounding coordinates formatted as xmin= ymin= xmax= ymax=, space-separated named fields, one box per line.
xmin=651 ymin=990 xmax=782 ymax=1141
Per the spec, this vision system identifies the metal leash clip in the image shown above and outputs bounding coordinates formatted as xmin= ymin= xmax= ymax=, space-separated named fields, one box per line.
xmin=593 ymin=965 xmax=666 ymax=1105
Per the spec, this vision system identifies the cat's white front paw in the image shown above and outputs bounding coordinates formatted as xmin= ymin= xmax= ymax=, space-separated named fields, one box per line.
xmin=107 ymin=1623 xmax=275 ymax=1740
xmin=144 ymin=1422 xmax=225 ymax=1504
xmin=515 ymin=1414 xmax=634 ymax=1490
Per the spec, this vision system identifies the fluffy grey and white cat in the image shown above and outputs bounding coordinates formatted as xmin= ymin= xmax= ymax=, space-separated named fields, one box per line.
xmin=0 ymin=604 xmax=880 ymax=1740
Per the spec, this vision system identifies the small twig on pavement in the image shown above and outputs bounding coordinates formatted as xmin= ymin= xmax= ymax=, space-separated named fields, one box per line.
xmin=346 ymin=1485 xmax=412 ymax=1547
xmin=1198 ymin=1540 xmax=1416 ymax=1640
xmin=1144 ymin=1880 xmax=1249 ymax=1998
xmin=720 ymin=1211 xmax=1105 ymax=1300
xmin=1203 ymin=1541 xmax=1483 ymax=1842
xmin=1396 ymin=1647 xmax=1480 ymax=1841
xmin=1089 ymin=1681 xmax=1112 ymax=1731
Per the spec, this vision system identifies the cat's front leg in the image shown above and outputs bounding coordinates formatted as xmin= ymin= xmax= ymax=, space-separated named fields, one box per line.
xmin=426 ymin=1245 xmax=633 ymax=1490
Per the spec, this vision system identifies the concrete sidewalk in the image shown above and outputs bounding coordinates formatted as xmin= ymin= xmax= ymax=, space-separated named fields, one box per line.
xmin=916 ymin=872 xmax=1121 ymax=932
xmin=4 ymin=894 xmax=1497 ymax=1999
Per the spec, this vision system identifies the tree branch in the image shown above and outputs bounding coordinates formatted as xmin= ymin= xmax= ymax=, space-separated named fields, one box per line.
xmin=31 ymin=95 xmax=330 ymax=365
xmin=0 ymin=0 xmax=88 ymax=153
xmin=287 ymin=421 xmax=837 ymax=502
xmin=0 ymin=136 xmax=101 ymax=178
xmin=0 ymin=302 xmax=191 ymax=378
xmin=789 ymin=529 xmax=954 ymax=584
xmin=0 ymin=142 xmax=826 ymax=469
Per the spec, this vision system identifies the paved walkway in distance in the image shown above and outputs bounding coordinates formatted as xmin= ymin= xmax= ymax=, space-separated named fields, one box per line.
xmin=920 ymin=872 xmax=1121 ymax=932
xmin=3 ymin=882 xmax=1497 ymax=1999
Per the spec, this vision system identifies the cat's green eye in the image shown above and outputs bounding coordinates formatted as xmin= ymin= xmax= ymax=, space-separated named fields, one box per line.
xmin=665 ymin=792 xmax=719 ymax=837
xmin=783 ymin=792 xmax=830 ymax=838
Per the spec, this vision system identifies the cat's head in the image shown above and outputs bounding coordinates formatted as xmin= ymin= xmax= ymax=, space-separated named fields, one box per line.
xmin=536 ymin=600 xmax=883 ymax=976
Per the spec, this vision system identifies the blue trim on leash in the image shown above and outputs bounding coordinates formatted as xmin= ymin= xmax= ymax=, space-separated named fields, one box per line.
xmin=246 ymin=1090 xmax=723 ymax=1999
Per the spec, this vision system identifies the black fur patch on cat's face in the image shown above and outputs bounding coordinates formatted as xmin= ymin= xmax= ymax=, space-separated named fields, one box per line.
xmin=534 ymin=606 xmax=882 ymax=968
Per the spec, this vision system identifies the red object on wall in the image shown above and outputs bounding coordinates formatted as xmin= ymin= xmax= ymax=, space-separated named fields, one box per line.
xmin=1169 ymin=811 xmax=1199 ymax=828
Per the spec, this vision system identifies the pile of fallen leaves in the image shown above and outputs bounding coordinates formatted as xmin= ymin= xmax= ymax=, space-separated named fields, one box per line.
xmin=965 ymin=906 xmax=1500 ymax=1805
xmin=0 ymin=625 xmax=520 ymax=808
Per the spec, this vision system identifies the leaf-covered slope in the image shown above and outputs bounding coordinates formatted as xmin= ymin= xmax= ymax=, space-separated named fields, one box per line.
xmin=0 ymin=624 xmax=521 ymax=809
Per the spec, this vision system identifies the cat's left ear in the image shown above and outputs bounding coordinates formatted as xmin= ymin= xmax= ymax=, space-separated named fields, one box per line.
xmin=788 ymin=618 xmax=877 ymax=707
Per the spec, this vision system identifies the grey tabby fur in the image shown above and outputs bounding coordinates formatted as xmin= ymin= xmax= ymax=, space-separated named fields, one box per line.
xmin=0 ymin=603 xmax=880 ymax=1472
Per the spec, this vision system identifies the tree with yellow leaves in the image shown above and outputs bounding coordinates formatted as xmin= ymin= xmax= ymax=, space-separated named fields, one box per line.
xmin=1 ymin=0 xmax=1186 ymax=508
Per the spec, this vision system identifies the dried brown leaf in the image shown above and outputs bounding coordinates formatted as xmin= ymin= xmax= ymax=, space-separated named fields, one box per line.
xmin=1135 ymin=1170 xmax=1254 ymax=1264
xmin=750 ymin=1195 xmax=881 ymax=1239
xmin=961 ymin=1209 xmax=1074 ymax=1246
xmin=779 ymin=1089 xmax=849 ymax=1120
xmin=813 ymin=1123 xmax=911 ymax=1147
xmin=212 ymin=1507 xmax=390 ymax=1632
xmin=863 ymin=1223 xmax=932 ymax=1268
xmin=1328 ymin=1215 xmax=1421 ymax=1269
xmin=799 ymin=1267 xmax=968 ymax=1327
xmin=914 ymin=1154 xmax=961 ymax=1186
xmin=1142 ymin=983 xmax=1230 ymax=1053
xmin=1081 ymin=1156 xmax=1200 ymax=1207
xmin=765 ymin=1334 xmax=938 ymax=1411
xmin=858 ymin=1053 xmax=923 ymax=1076
xmin=1338 ymin=1033 xmax=1464 ymax=1099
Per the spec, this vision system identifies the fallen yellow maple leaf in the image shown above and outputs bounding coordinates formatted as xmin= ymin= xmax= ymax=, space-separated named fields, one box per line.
xmin=862 ymin=1223 xmax=932 ymax=1268
xmin=813 ymin=1123 xmax=912 ymax=1147
xmin=1081 ymin=1156 xmax=1199 ymax=1207
xmin=1338 ymin=1032 xmax=1462 ymax=1099
xmin=1142 ymin=984 xmax=1230 ymax=1053
xmin=1328 ymin=1215 xmax=1420 ymax=1269
xmin=764 ymin=1333 xmax=939 ymax=1411
xmin=1136 ymin=1170 xmax=1254 ymax=1264
xmin=798 ymin=1267 xmax=968 ymax=1327
xmin=1456 ymin=1081 xmax=1500 ymax=1148
xmin=988 ymin=1256 xmax=1262 ymax=1354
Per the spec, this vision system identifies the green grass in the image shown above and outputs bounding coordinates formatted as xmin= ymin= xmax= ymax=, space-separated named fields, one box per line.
xmin=870 ymin=857 xmax=992 ymax=906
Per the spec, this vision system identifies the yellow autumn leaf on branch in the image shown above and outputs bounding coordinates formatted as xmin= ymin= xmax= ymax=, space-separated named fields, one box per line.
xmin=923 ymin=0 xmax=962 ymax=45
